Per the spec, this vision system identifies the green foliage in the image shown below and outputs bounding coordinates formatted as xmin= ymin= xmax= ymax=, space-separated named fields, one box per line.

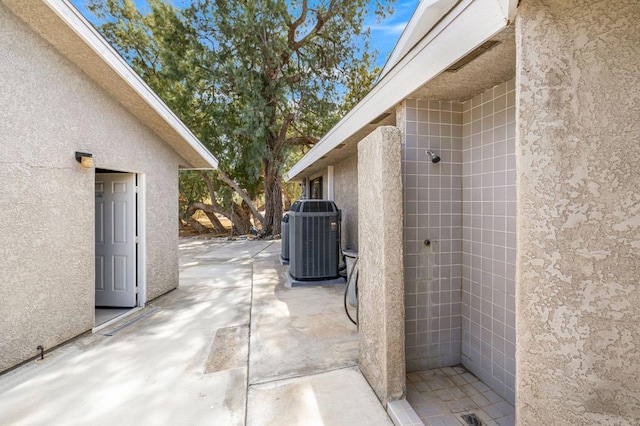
xmin=88 ymin=0 xmax=262 ymax=197
xmin=340 ymin=62 xmax=382 ymax=116
xmin=86 ymin=0 xmax=394 ymax=233
xmin=178 ymin=170 xmax=207 ymax=220
xmin=182 ymin=1 xmax=354 ymax=154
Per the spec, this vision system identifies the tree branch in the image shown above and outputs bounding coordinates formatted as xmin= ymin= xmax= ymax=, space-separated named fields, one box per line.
xmin=285 ymin=74 xmax=301 ymax=84
xmin=215 ymin=168 xmax=265 ymax=226
xmin=199 ymin=171 xmax=223 ymax=210
xmin=285 ymin=136 xmax=319 ymax=146
xmin=185 ymin=203 xmax=213 ymax=234
xmin=288 ymin=0 xmax=309 ymax=49
xmin=276 ymin=112 xmax=297 ymax=152
xmin=290 ymin=0 xmax=337 ymax=51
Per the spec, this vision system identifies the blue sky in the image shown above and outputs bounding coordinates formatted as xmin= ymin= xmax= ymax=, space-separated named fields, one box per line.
xmin=367 ymin=0 xmax=419 ymax=66
xmin=71 ymin=0 xmax=419 ymax=67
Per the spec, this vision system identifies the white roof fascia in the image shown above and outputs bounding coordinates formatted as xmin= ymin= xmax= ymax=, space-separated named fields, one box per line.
xmin=379 ymin=0 xmax=459 ymax=80
xmin=286 ymin=0 xmax=511 ymax=181
xmin=46 ymin=0 xmax=219 ymax=169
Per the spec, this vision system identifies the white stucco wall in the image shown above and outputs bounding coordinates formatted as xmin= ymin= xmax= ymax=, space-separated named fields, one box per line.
xmin=0 ymin=4 xmax=186 ymax=372
xmin=517 ymin=0 xmax=640 ymax=423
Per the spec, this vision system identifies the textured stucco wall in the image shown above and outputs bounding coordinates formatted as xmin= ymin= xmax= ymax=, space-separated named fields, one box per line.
xmin=517 ymin=0 xmax=640 ymax=423
xmin=0 ymin=4 xmax=184 ymax=372
xmin=358 ymin=126 xmax=405 ymax=405
xmin=333 ymin=155 xmax=358 ymax=250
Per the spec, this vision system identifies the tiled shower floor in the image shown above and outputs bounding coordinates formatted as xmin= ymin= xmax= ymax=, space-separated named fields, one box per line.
xmin=406 ymin=366 xmax=515 ymax=426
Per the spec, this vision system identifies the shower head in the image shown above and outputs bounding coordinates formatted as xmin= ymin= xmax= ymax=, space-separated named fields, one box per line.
xmin=426 ymin=150 xmax=441 ymax=163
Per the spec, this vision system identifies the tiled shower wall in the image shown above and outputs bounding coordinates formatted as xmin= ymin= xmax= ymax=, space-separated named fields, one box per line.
xmin=461 ymin=80 xmax=516 ymax=404
xmin=403 ymin=99 xmax=463 ymax=372
xmin=401 ymin=79 xmax=517 ymax=405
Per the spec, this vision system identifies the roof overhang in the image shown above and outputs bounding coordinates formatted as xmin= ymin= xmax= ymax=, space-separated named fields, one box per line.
xmin=379 ymin=0 xmax=459 ymax=80
xmin=1 ymin=0 xmax=218 ymax=169
xmin=285 ymin=0 xmax=517 ymax=181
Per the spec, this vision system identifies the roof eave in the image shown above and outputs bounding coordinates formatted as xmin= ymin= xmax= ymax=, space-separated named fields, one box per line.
xmin=379 ymin=0 xmax=459 ymax=80
xmin=285 ymin=0 xmax=517 ymax=182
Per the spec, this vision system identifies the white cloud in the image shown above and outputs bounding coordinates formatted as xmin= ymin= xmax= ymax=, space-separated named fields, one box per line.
xmin=368 ymin=22 xmax=408 ymax=35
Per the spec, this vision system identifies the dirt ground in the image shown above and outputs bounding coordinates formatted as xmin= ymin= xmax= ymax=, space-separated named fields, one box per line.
xmin=179 ymin=211 xmax=268 ymax=240
xmin=179 ymin=212 xmax=234 ymax=238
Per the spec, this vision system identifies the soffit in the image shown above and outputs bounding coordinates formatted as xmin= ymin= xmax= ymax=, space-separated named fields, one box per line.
xmin=409 ymin=24 xmax=515 ymax=102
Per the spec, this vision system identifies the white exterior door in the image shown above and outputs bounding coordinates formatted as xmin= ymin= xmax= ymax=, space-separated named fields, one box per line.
xmin=95 ymin=173 xmax=137 ymax=307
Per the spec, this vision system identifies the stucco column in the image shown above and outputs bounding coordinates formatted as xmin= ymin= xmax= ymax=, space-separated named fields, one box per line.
xmin=516 ymin=0 xmax=640 ymax=423
xmin=357 ymin=125 xmax=405 ymax=405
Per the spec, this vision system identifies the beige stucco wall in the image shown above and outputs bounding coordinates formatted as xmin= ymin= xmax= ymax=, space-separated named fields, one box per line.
xmin=333 ymin=155 xmax=358 ymax=250
xmin=516 ymin=0 xmax=640 ymax=423
xmin=357 ymin=126 xmax=405 ymax=405
xmin=0 ymin=4 xmax=185 ymax=372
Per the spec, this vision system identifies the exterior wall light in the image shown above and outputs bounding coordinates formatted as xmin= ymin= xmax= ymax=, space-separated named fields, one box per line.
xmin=75 ymin=151 xmax=94 ymax=168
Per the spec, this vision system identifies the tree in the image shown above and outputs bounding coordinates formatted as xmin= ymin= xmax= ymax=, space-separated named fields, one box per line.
xmin=88 ymin=0 xmax=266 ymax=234
xmin=87 ymin=0 xmax=392 ymax=235
xmin=179 ymin=170 xmax=255 ymax=235
xmin=186 ymin=0 xmax=393 ymax=234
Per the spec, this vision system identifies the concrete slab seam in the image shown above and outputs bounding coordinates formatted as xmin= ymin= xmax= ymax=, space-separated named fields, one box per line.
xmin=249 ymin=241 xmax=274 ymax=258
xmin=244 ymin=259 xmax=255 ymax=426
xmin=248 ymin=364 xmax=361 ymax=387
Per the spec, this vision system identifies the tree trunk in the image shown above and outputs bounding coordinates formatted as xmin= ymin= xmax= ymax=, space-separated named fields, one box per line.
xmin=282 ymin=185 xmax=294 ymax=211
xmin=262 ymin=159 xmax=283 ymax=235
xmin=185 ymin=204 xmax=212 ymax=234
xmin=198 ymin=172 xmax=251 ymax=235
xmin=229 ymin=201 xmax=252 ymax=235
xmin=203 ymin=211 xmax=227 ymax=234
xmin=214 ymin=169 xmax=265 ymax=227
xmin=189 ymin=201 xmax=251 ymax=235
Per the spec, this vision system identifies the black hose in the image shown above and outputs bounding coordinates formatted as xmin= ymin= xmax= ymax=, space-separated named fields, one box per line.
xmin=343 ymin=255 xmax=358 ymax=325
xmin=344 ymin=279 xmax=357 ymax=325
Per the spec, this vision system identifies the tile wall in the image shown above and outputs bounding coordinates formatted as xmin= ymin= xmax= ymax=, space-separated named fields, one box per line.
xmin=401 ymin=79 xmax=517 ymax=405
xmin=403 ymin=99 xmax=463 ymax=372
xmin=461 ymin=80 xmax=516 ymax=404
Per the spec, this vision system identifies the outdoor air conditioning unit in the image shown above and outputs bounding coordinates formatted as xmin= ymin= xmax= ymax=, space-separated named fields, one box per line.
xmin=280 ymin=201 xmax=300 ymax=265
xmin=288 ymin=200 xmax=341 ymax=282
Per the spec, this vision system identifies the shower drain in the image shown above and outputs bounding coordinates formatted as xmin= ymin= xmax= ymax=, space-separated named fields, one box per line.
xmin=460 ymin=413 xmax=483 ymax=426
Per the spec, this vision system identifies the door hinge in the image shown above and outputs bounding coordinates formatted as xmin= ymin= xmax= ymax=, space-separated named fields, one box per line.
xmin=135 ymin=236 xmax=140 ymax=244
xmin=135 ymin=286 xmax=139 ymax=294
xmin=135 ymin=186 xmax=139 ymax=193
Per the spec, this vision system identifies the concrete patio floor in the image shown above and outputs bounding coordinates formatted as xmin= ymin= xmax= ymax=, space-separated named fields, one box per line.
xmin=0 ymin=239 xmax=391 ymax=426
